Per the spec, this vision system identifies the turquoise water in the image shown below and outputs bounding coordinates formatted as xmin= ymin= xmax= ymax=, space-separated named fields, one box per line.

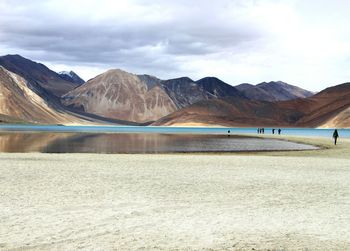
xmin=0 ymin=124 xmax=347 ymax=153
xmin=0 ymin=124 xmax=349 ymax=138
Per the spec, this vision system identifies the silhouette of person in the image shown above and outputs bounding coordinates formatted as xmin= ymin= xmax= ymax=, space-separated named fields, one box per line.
xmin=228 ymin=130 xmax=231 ymax=137
xmin=278 ymin=129 xmax=281 ymax=135
xmin=272 ymin=128 xmax=275 ymax=134
xmin=333 ymin=129 xmax=339 ymax=145
xmin=257 ymin=128 xmax=260 ymax=134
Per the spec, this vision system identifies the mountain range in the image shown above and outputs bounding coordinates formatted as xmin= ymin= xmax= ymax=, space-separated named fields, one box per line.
xmin=0 ymin=54 xmax=349 ymax=128
xmin=236 ymin=81 xmax=314 ymax=101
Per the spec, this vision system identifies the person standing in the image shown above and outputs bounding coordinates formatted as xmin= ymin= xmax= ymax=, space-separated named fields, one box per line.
xmin=333 ymin=129 xmax=339 ymax=145
xmin=278 ymin=129 xmax=281 ymax=135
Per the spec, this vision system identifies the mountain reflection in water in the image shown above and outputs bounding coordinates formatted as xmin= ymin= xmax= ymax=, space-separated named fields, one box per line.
xmin=0 ymin=132 xmax=318 ymax=153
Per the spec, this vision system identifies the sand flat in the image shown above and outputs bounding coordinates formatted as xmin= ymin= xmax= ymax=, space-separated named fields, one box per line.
xmin=1 ymin=152 xmax=350 ymax=250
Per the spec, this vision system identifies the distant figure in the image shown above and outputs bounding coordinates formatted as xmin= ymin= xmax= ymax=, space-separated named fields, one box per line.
xmin=333 ymin=129 xmax=339 ymax=145
xmin=278 ymin=128 xmax=281 ymax=135
xmin=272 ymin=128 xmax=275 ymax=134
xmin=262 ymin=128 xmax=265 ymax=134
xmin=228 ymin=130 xmax=231 ymax=137
xmin=257 ymin=128 xmax=260 ymax=134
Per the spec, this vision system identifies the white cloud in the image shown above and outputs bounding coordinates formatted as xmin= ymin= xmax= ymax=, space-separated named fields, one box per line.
xmin=1 ymin=0 xmax=350 ymax=91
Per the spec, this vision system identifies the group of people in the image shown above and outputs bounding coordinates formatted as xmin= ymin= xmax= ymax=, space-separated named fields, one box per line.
xmin=257 ymin=128 xmax=281 ymax=135
xmin=228 ymin=128 xmax=340 ymax=145
xmin=257 ymin=128 xmax=265 ymax=134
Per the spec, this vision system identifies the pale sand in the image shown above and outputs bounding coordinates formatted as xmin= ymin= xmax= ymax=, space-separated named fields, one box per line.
xmin=1 ymin=137 xmax=350 ymax=250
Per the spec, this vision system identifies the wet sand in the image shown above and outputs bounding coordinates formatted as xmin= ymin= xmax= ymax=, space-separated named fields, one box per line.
xmin=1 ymin=137 xmax=350 ymax=250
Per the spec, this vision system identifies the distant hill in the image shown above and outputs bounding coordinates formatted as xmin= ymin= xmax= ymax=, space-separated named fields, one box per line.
xmin=0 ymin=55 xmax=81 ymax=97
xmin=160 ymin=77 xmax=213 ymax=108
xmin=59 ymin=71 xmax=85 ymax=85
xmin=62 ymin=69 xmax=177 ymax=123
xmin=154 ymin=82 xmax=350 ymax=128
xmin=160 ymin=76 xmax=243 ymax=109
xmin=152 ymin=96 xmax=302 ymax=127
xmin=236 ymin=81 xmax=314 ymax=101
xmin=196 ymin=77 xmax=245 ymax=99
xmin=282 ymin=82 xmax=350 ymax=128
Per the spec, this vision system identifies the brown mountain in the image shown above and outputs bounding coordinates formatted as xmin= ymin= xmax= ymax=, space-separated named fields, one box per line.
xmin=62 ymin=72 xmax=245 ymax=123
xmin=152 ymin=97 xmax=301 ymax=127
xmin=0 ymin=66 xmax=87 ymax=124
xmin=0 ymin=55 xmax=81 ymax=97
xmin=281 ymin=82 xmax=350 ymax=128
xmin=153 ymin=82 xmax=350 ymax=128
xmin=62 ymin=69 xmax=177 ymax=123
xmin=236 ymin=81 xmax=314 ymax=101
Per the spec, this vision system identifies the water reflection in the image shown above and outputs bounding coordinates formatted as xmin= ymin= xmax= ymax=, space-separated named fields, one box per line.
xmin=0 ymin=132 xmax=318 ymax=153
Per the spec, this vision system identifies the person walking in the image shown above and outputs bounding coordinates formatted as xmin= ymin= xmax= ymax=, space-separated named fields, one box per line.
xmin=272 ymin=128 xmax=275 ymax=134
xmin=333 ymin=129 xmax=339 ymax=145
xmin=278 ymin=129 xmax=281 ymax=135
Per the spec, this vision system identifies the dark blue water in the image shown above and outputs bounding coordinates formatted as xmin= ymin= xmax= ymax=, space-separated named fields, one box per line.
xmin=0 ymin=125 xmax=349 ymax=138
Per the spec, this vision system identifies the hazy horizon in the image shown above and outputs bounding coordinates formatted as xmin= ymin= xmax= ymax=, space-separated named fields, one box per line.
xmin=2 ymin=0 xmax=350 ymax=91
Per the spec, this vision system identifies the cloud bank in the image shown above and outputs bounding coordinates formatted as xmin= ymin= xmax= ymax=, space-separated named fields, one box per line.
xmin=1 ymin=0 xmax=350 ymax=90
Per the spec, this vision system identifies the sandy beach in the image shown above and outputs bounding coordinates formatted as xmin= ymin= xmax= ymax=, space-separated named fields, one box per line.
xmin=1 ymin=136 xmax=350 ymax=250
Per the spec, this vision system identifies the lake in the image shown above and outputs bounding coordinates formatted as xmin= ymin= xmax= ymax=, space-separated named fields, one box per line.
xmin=0 ymin=124 xmax=349 ymax=137
xmin=0 ymin=124 xmax=336 ymax=153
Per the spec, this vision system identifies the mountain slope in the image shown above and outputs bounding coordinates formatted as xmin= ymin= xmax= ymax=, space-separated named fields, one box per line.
xmin=138 ymin=74 xmax=161 ymax=89
xmin=0 ymin=55 xmax=81 ymax=96
xmin=236 ymin=81 xmax=314 ymax=101
xmin=154 ymin=82 xmax=350 ymax=128
xmin=153 ymin=96 xmax=302 ymax=127
xmin=160 ymin=76 xmax=244 ymax=109
xmin=59 ymin=71 xmax=85 ymax=85
xmin=196 ymin=77 xmax=245 ymax=99
xmin=0 ymin=66 xmax=87 ymax=124
xmin=62 ymin=69 xmax=177 ymax=123
xmin=286 ymin=82 xmax=350 ymax=128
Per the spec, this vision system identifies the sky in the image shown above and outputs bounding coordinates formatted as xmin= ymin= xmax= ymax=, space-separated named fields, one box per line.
xmin=1 ymin=0 xmax=350 ymax=91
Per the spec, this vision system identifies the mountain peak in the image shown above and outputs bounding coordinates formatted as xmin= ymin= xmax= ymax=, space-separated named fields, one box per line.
xmin=0 ymin=54 xmax=82 ymax=96
xmin=236 ymin=81 xmax=314 ymax=102
xmin=58 ymin=70 xmax=84 ymax=85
